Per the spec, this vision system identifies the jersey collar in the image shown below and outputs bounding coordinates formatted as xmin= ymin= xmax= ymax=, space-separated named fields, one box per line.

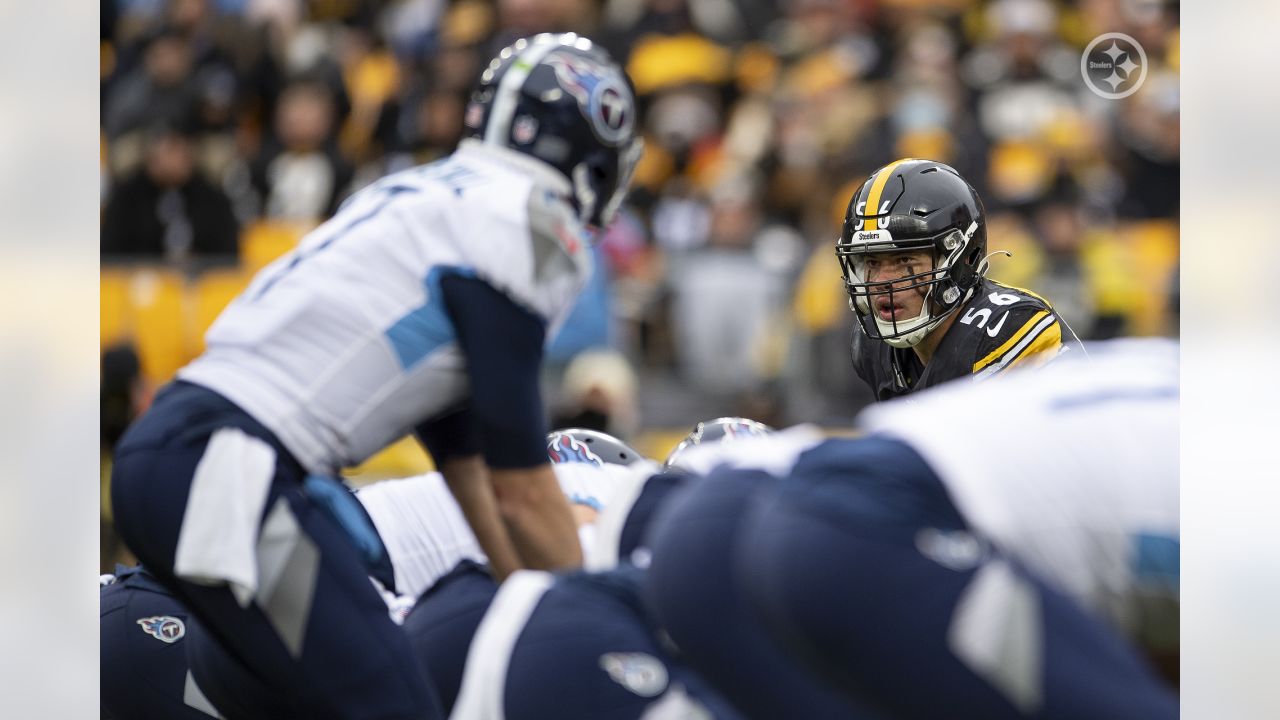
xmin=455 ymin=139 xmax=573 ymax=197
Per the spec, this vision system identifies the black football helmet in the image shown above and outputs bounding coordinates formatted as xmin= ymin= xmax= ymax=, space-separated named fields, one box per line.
xmin=547 ymin=428 xmax=643 ymax=467
xmin=836 ymin=159 xmax=989 ymax=348
xmin=663 ymin=417 xmax=775 ymax=472
xmin=464 ymin=33 xmax=642 ymax=230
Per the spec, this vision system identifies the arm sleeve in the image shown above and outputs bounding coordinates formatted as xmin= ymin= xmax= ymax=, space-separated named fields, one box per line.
xmin=439 ymin=273 xmax=550 ymax=469
xmin=413 ymin=403 xmax=480 ymax=465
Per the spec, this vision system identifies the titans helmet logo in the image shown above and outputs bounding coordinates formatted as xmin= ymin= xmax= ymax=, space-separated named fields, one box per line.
xmin=722 ymin=421 xmax=768 ymax=440
xmin=599 ymin=652 xmax=669 ymax=697
xmin=547 ymin=434 xmax=605 ymax=467
xmin=543 ymin=51 xmax=635 ymax=145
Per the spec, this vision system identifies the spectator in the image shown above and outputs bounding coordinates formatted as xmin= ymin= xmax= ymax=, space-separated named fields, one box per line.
xmin=103 ymin=27 xmax=201 ymax=140
xmin=669 ymin=175 xmax=794 ymax=395
xmin=552 ymin=349 xmax=641 ymax=441
xmin=249 ymin=76 xmax=354 ymax=220
xmin=101 ymin=120 xmax=240 ymax=262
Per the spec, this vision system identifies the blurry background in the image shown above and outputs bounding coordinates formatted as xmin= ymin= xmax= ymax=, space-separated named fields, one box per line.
xmin=98 ymin=0 xmax=1180 ymax=568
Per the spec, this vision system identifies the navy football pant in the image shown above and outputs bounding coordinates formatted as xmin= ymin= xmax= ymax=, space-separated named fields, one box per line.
xmin=100 ymin=567 xmax=220 ymax=719
xmin=642 ymin=469 xmax=880 ymax=720
xmin=403 ymin=560 xmax=499 ymax=716
xmin=111 ymin=382 xmax=440 ymax=720
xmin=740 ymin=436 xmax=1179 ymax=720
xmin=504 ymin=570 xmax=742 ymax=720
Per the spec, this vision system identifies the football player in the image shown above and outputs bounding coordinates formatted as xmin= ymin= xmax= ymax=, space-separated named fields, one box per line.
xmin=405 ymin=562 xmax=743 ymax=719
xmin=838 ymin=159 xmax=1074 ymax=400
xmin=109 ymin=32 xmax=641 ymax=719
xmin=642 ymin=424 xmax=878 ymax=720
xmin=103 ymin=428 xmax=647 ymax=719
xmin=101 ymin=567 xmax=221 ymax=719
xmin=588 ymin=417 xmax=774 ymax=571
xmin=646 ymin=339 xmax=1178 ymax=719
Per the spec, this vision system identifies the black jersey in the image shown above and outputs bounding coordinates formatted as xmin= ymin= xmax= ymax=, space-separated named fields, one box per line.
xmin=850 ymin=279 xmax=1066 ymax=401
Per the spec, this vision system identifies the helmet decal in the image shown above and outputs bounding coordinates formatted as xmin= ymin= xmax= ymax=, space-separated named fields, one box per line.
xmin=548 ymin=434 xmax=604 ymax=466
xmin=664 ymin=417 xmax=775 ymax=471
xmin=543 ymin=52 xmax=635 ymax=144
xmin=512 ymin=115 xmax=538 ymax=145
xmin=468 ymin=33 xmax=641 ymax=228
xmin=546 ymin=428 xmax=642 ymax=466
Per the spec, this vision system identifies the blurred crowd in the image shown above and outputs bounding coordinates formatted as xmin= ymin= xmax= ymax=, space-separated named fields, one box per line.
xmin=100 ymin=0 xmax=1180 ymax=438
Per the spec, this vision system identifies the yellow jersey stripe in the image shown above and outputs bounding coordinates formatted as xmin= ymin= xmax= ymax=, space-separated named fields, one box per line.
xmin=973 ymin=310 xmax=1050 ymax=372
xmin=972 ymin=312 xmax=1060 ymax=380
xmin=862 ymin=158 xmax=914 ymax=231
xmin=990 ymin=280 xmax=1051 ymax=306
xmin=1004 ymin=319 xmax=1062 ymax=371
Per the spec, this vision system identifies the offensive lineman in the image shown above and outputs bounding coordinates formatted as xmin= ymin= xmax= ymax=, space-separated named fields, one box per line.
xmin=102 ymin=429 xmax=646 ymax=719
xmin=839 ymin=159 xmax=1072 ymax=400
xmin=109 ymin=32 xmax=641 ymax=719
xmin=645 ymin=339 xmax=1178 ymax=719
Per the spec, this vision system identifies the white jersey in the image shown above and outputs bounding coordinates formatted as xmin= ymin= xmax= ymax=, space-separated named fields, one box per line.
xmin=549 ymin=460 xmax=658 ymax=513
xmin=665 ymin=340 xmax=1177 ymax=647
xmin=859 ymin=338 xmax=1179 ymax=644
xmin=180 ymin=140 xmax=591 ymax=474
xmin=356 ymin=473 xmax=486 ymax=601
xmin=357 ymin=462 xmax=649 ymax=599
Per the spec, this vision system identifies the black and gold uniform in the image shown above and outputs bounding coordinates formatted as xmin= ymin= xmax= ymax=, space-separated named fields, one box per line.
xmin=851 ymin=278 xmax=1064 ymax=401
xmin=837 ymin=158 xmax=1070 ymax=401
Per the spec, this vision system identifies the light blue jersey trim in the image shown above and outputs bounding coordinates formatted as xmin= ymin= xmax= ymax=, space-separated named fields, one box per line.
xmin=385 ymin=265 xmax=477 ymax=370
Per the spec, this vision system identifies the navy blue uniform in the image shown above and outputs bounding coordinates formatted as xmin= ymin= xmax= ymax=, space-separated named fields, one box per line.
xmin=403 ymin=561 xmax=499 ymax=716
xmin=642 ymin=471 xmax=881 ymax=719
xmin=100 ymin=565 xmax=221 ymax=719
xmin=405 ymin=563 xmax=741 ymax=719
xmin=111 ymin=382 xmax=441 ymax=719
xmin=740 ymin=436 xmax=1178 ymax=719
xmin=602 ymin=471 xmax=690 ymax=567
xmin=503 ymin=567 xmax=741 ymax=720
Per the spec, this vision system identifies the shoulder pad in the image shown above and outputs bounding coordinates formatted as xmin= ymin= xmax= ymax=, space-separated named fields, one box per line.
xmin=527 ymin=187 xmax=589 ymax=284
xmin=966 ymin=300 xmax=1063 ymax=378
xmin=967 ymin=283 xmax=1052 ymax=312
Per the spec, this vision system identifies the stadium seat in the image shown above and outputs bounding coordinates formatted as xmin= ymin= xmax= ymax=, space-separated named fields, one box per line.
xmin=241 ymin=220 xmax=311 ymax=273
xmin=343 ymin=437 xmax=434 ymax=485
xmin=792 ymin=247 xmax=843 ymax=334
xmin=100 ymin=269 xmax=130 ymax=348
xmin=126 ymin=268 xmax=187 ymax=383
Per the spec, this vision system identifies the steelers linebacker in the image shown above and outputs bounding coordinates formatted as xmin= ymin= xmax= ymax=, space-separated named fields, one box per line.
xmin=838 ymin=158 xmax=1075 ymax=400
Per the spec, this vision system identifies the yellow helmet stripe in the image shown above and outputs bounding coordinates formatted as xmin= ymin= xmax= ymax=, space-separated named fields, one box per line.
xmin=862 ymin=158 xmax=915 ymax=231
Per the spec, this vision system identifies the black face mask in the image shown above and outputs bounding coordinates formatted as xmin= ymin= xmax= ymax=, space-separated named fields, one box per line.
xmin=553 ymin=408 xmax=611 ymax=434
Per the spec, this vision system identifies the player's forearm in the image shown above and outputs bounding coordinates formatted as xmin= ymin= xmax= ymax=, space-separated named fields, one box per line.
xmin=439 ymin=455 xmax=524 ymax=581
xmin=491 ymin=464 xmax=583 ymax=575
